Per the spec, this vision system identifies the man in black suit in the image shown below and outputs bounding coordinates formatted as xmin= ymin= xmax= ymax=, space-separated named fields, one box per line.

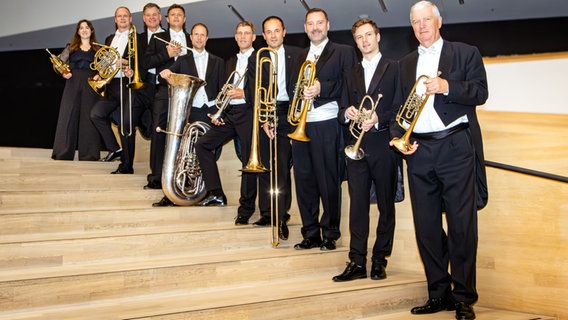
xmin=394 ymin=2 xmax=488 ymax=319
xmin=153 ymin=22 xmax=225 ymax=207
xmin=142 ymin=4 xmax=191 ymax=192
xmin=332 ymin=18 xmax=401 ymax=282
xmin=193 ymin=21 xmax=257 ymax=209
xmin=249 ymin=16 xmax=302 ymax=240
xmin=90 ymin=6 xmax=144 ymax=174
xmin=292 ymin=8 xmax=357 ymax=251
xmin=135 ymin=2 xmax=165 ymax=140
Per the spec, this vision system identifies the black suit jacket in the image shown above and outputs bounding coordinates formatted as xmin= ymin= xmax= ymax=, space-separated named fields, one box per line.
xmin=398 ymin=40 xmax=489 ymax=208
xmin=143 ymin=30 xmax=191 ymax=79
xmin=169 ymin=51 xmax=225 ymax=102
xmin=299 ymin=41 xmax=358 ymax=108
xmin=245 ymin=45 xmax=303 ymax=112
xmin=339 ymin=57 xmax=400 ymax=132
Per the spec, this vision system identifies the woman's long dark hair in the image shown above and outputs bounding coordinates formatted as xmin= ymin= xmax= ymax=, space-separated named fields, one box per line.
xmin=69 ymin=19 xmax=98 ymax=52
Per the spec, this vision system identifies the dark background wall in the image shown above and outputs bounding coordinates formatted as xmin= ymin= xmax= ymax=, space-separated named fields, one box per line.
xmin=1 ymin=17 xmax=567 ymax=149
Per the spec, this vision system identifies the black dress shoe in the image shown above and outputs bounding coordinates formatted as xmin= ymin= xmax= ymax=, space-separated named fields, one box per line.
xmin=278 ymin=220 xmax=289 ymax=240
xmin=332 ymin=261 xmax=367 ymax=282
xmin=455 ymin=302 xmax=475 ymax=320
xmin=199 ymin=194 xmax=227 ymax=206
xmin=100 ymin=149 xmax=122 ymax=162
xmin=320 ymin=238 xmax=337 ymax=251
xmin=294 ymin=238 xmax=322 ymax=250
xmin=152 ymin=196 xmax=174 ymax=207
xmin=235 ymin=215 xmax=249 ymax=225
xmin=144 ymin=181 xmax=162 ymax=190
xmin=110 ymin=166 xmax=134 ymax=174
xmin=253 ymin=216 xmax=271 ymax=226
xmin=411 ymin=297 xmax=456 ymax=314
xmin=370 ymin=261 xmax=387 ymax=280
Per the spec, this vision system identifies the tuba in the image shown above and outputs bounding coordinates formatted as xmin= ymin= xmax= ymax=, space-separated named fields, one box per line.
xmin=157 ymin=73 xmax=209 ymax=205
xmin=345 ymin=93 xmax=383 ymax=160
xmin=208 ymin=69 xmax=247 ymax=123
xmin=287 ymin=60 xmax=316 ymax=142
xmin=88 ymin=42 xmax=120 ymax=97
xmin=45 ymin=48 xmax=71 ymax=76
xmin=390 ymin=72 xmax=441 ymax=153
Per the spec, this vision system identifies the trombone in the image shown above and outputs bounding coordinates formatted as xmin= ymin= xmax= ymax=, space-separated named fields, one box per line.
xmin=345 ymin=93 xmax=383 ymax=160
xmin=390 ymin=72 xmax=441 ymax=153
xmin=208 ymin=69 xmax=247 ymax=124
xmin=287 ymin=60 xmax=316 ymax=142
xmin=241 ymin=47 xmax=280 ymax=247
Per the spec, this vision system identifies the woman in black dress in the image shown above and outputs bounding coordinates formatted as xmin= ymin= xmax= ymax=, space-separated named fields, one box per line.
xmin=51 ymin=20 xmax=102 ymax=160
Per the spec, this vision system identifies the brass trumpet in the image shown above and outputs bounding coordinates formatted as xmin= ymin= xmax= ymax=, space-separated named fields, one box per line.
xmin=287 ymin=60 xmax=316 ymax=142
xmin=208 ymin=69 xmax=247 ymax=123
xmin=153 ymin=36 xmax=192 ymax=53
xmin=45 ymin=48 xmax=71 ymax=76
xmin=345 ymin=93 xmax=383 ymax=160
xmin=390 ymin=72 xmax=441 ymax=153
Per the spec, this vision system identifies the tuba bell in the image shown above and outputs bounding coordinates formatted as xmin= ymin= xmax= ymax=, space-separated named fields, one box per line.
xmin=287 ymin=60 xmax=316 ymax=142
xmin=157 ymin=73 xmax=209 ymax=205
xmin=390 ymin=72 xmax=441 ymax=153
xmin=345 ymin=93 xmax=382 ymax=160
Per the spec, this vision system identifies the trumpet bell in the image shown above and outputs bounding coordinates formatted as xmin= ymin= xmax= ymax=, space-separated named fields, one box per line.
xmin=345 ymin=145 xmax=365 ymax=160
xmin=287 ymin=127 xmax=310 ymax=142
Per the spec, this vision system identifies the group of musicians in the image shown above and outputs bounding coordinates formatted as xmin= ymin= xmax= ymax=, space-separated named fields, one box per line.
xmin=52 ymin=1 xmax=487 ymax=319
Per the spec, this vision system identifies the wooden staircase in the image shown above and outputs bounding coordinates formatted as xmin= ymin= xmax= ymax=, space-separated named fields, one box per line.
xmin=0 ymin=146 xmax=556 ymax=320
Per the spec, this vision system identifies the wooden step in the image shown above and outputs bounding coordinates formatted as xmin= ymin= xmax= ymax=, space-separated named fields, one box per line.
xmin=360 ymin=307 xmax=556 ymax=320
xmin=0 ymin=270 xmax=427 ymax=320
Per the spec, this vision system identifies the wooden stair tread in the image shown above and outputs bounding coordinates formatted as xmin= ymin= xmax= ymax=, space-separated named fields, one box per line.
xmin=0 ymin=270 xmax=427 ymax=320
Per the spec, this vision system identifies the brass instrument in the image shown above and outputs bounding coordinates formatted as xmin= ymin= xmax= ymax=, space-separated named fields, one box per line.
xmin=242 ymin=48 xmax=278 ymax=174
xmin=126 ymin=24 xmax=147 ymax=90
xmin=287 ymin=60 xmax=316 ymax=142
xmin=153 ymin=36 xmax=192 ymax=53
xmin=345 ymin=93 xmax=383 ymax=160
xmin=157 ymin=73 xmax=209 ymax=205
xmin=45 ymin=48 xmax=71 ymax=76
xmin=208 ymin=69 xmax=247 ymax=123
xmin=390 ymin=72 xmax=441 ymax=153
xmin=88 ymin=42 xmax=120 ymax=97
xmin=241 ymin=47 xmax=280 ymax=247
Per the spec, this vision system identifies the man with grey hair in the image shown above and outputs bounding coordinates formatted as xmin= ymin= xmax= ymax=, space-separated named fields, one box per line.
xmin=392 ymin=1 xmax=488 ymax=319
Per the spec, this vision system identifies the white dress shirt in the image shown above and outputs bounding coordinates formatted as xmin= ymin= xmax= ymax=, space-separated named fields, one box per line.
xmin=230 ymin=47 xmax=254 ymax=105
xmin=192 ymin=49 xmax=212 ymax=108
xmin=305 ymin=38 xmax=338 ymax=122
xmin=413 ymin=37 xmax=468 ymax=133
xmin=170 ymin=29 xmax=188 ymax=59
xmin=110 ymin=29 xmax=129 ymax=78
xmin=147 ymin=27 xmax=165 ymax=77
xmin=269 ymin=46 xmax=289 ymax=102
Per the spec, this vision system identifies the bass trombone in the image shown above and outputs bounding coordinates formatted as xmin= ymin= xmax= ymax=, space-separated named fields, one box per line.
xmin=287 ymin=60 xmax=316 ymax=142
xmin=390 ymin=72 xmax=441 ymax=153
xmin=241 ymin=47 xmax=280 ymax=248
xmin=345 ymin=93 xmax=383 ymax=160
xmin=208 ymin=69 xmax=247 ymax=124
